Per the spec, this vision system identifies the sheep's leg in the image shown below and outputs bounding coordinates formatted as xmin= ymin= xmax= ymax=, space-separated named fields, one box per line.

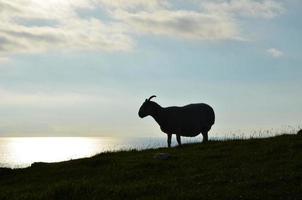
xmin=176 ymin=134 xmax=182 ymax=146
xmin=167 ymin=134 xmax=172 ymax=148
xmin=202 ymin=131 xmax=208 ymax=143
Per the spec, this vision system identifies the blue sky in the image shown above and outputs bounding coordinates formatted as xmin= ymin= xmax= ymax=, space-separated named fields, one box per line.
xmin=0 ymin=0 xmax=301 ymax=137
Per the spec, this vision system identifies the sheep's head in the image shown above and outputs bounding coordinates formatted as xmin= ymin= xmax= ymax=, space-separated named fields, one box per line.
xmin=138 ymin=95 xmax=157 ymax=118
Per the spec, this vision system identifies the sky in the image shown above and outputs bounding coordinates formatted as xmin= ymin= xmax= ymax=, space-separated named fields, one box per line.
xmin=0 ymin=0 xmax=301 ymax=137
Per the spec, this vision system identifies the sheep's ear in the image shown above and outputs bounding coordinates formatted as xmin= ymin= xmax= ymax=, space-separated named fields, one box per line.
xmin=145 ymin=99 xmax=148 ymax=102
xmin=148 ymin=95 xmax=156 ymax=101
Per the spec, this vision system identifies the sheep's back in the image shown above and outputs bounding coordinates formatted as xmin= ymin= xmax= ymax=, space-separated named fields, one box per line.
xmin=182 ymin=103 xmax=215 ymax=125
xmin=160 ymin=103 xmax=215 ymax=134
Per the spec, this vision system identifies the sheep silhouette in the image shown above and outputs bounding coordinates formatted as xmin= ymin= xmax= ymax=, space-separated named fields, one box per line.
xmin=138 ymin=95 xmax=215 ymax=147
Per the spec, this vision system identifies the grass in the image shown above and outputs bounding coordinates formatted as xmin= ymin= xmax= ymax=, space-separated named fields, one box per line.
xmin=0 ymin=134 xmax=302 ymax=200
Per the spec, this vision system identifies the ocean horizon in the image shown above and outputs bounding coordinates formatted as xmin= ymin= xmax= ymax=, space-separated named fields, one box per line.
xmin=0 ymin=129 xmax=293 ymax=169
xmin=0 ymin=136 xmax=205 ymax=168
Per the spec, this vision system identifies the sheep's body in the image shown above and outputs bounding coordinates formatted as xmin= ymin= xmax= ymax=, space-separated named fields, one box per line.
xmin=139 ymin=96 xmax=215 ymax=147
xmin=155 ymin=103 xmax=215 ymax=137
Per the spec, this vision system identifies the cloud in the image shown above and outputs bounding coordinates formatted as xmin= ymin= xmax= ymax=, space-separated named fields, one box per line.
xmin=0 ymin=57 xmax=10 ymax=64
xmin=267 ymin=48 xmax=283 ymax=58
xmin=96 ymin=0 xmax=168 ymax=10
xmin=0 ymin=0 xmax=133 ymax=58
xmin=113 ymin=10 xmax=240 ymax=40
xmin=110 ymin=0 xmax=284 ymax=41
xmin=0 ymin=0 xmax=285 ymax=59
xmin=0 ymin=88 xmax=101 ymax=106
xmin=0 ymin=22 xmax=133 ymax=57
xmin=202 ymin=0 xmax=285 ymax=19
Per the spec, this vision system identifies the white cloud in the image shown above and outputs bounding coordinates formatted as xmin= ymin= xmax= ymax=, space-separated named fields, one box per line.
xmin=267 ymin=48 xmax=283 ymax=58
xmin=96 ymin=0 xmax=168 ymax=10
xmin=0 ymin=0 xmax=133 ymax=58
xmin=113 ymin=10 xmax=240 ymax=40
xmin=109 ymin=0 xmax=284 ymax=41
xmin=202 ymin=0 xmax=285 ymax=19
xmin=0 ymin=0 xmax=285 ymax=58
xmin=0 ymin=57 xmax=10 ymax=64
xmin=0 ymin=88 xmax=101 ymax=106
xmin=0 ymin=21 xmax=133 ymax=56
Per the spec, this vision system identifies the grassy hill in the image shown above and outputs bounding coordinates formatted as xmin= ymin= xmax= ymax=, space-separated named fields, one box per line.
xmin=0 ymin=134 xmax=302 ymax=200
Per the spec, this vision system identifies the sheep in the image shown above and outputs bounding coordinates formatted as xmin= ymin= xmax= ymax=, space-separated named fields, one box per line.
xmin=138 ymin=95 xmax=215 ymax=147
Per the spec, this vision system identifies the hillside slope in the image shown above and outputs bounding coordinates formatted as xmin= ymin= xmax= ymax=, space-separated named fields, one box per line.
xmin=0 ymin=134 xmax=301 ymax=200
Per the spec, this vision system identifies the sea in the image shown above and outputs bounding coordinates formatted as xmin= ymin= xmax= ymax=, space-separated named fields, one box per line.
xmin=0 ymin=136 xmax=203 ymax=168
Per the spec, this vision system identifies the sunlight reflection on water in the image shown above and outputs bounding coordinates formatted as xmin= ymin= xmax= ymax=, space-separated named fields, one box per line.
xmin=0 ymin=136 xmax=202 ymax=168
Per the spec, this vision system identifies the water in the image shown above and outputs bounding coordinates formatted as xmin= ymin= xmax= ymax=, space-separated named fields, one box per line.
xmin=0 ymin=136 xmax=202 ymax=168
